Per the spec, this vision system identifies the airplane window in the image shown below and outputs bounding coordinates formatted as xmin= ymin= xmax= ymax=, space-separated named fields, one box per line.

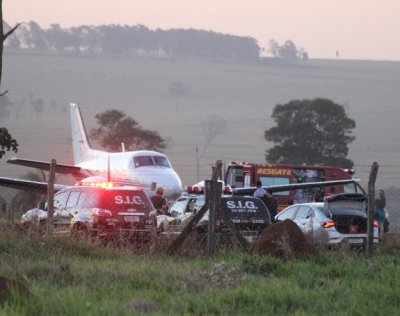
xmin=153 ymin=156 xmax=171 ymax=168
xmin=134 ymin=156 xmax=154 ymax=168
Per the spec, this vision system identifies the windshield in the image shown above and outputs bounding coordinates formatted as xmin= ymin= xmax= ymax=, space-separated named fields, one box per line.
xmin=153 ymin=155 xmax=171 ymax=167
xmin=133 ymin=156 xmax=171 ymax=168
xmin=260 ymin=176 xmax=290 ymax=196
xmin=225 ymin=167 xmax=244 ymax=188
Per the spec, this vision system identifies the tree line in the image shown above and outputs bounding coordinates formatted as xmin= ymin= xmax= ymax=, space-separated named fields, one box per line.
xmin=4 ymin=21 xmax=307 ymax=63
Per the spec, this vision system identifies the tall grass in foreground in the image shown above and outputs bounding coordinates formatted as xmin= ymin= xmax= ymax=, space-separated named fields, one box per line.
xmin=1 ymin=225 xmax=400 ymax=315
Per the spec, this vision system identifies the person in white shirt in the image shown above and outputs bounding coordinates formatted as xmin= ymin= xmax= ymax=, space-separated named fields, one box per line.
xmin=253 ymin=180 xmax=265 ymax=198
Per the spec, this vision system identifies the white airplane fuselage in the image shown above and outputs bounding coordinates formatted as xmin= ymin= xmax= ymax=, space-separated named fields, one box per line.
xmin=77 ymin=151 xmax=183 ymax=200
xmin=70 ymin=103 xmax=183 ymax=200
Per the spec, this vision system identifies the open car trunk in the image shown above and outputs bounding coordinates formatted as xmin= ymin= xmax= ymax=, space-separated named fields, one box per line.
xmin=331 ymin=211 xmax=368 ymax=234
xmin=324 ymin=193 xmax=368 ymax=234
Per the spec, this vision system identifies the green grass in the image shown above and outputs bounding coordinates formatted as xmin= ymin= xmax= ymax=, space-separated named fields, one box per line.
xmin=1 ymin=225 xmax=400 ymax=315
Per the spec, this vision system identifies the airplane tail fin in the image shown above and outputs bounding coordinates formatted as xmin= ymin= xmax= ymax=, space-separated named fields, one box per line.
xmin=70 ymin=103 xmax=100 ymax=164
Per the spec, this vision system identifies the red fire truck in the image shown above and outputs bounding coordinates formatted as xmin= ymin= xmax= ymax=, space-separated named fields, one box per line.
xmin=224 ymin=162 xmax=364 ymax=211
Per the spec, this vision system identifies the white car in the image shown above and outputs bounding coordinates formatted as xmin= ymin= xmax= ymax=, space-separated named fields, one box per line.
xmin=274 ymin=193 xmax=379 ymax=247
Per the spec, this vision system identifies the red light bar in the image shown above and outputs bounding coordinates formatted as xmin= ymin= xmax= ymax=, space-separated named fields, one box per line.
xmin=76 ymin=181 xmax=114 ymax=188
xmin=186 ymin=185 xmax=205 ymax=194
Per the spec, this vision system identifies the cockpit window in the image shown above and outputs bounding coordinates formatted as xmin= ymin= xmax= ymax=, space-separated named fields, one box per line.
xmin=153 ymin=156 xmax=171 ymax=167
xmin=133 ymin=156 xmax=171 ymax=168
xmin=134 ymin=156 xmax=153 ymax=167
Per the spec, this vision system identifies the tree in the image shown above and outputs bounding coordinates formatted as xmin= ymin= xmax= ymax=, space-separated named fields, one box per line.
xmin=201 ymin=113 xmax=226 ymax=156
xmin=278 ymin=40 xmax=298 ymax=61
xmin=0 ymin=0 xmax=20 ymax=95
xmin=268 ymin=39 xmax=308 ymax=62
xmin=90 ymin=109 xmax=165 ymax=152
xmin=0 ymin=1 xmax=20 ymax=156
xmin=0 ymin=127 xmax=18 ymax=158
xmin=264 ymin=98 xmax=355 ymax=168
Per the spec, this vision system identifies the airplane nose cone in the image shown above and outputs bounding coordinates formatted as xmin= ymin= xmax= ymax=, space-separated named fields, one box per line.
xmin=149 ymin=169 xmax=183 ymax=200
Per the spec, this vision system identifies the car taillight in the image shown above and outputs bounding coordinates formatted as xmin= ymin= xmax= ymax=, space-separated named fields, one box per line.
xmin=322 ymin=221 xmax=335 ymax=228
xmin=373 ymin=221 xmax=379 ymax=228
xmin=91 ymin=208 xmax=112 ymax=217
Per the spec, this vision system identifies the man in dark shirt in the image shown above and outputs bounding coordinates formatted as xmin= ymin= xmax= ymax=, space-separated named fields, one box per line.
xmin=150 ymin=187 xmax=168 ymax=215
xmin=263 ymin=190 xmax=278 ymax=222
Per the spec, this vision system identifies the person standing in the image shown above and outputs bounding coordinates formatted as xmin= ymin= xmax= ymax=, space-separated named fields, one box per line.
xmin=253 ymin=180 xmax=265 ymax=198
xmin=374 ymin=199 xmax=385 ymax=240
xmin=264 ymin=189 xmax=278 ymax=221
xmin=150 ymin=187 xmax=168 ymax=215
xmin=293 ymin=189 xmax=308 ymax=204
xmin=379 ymin=189 xmax=389 ymax=233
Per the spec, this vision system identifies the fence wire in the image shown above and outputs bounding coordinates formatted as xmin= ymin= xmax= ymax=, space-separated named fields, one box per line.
xmin=0 ymin=162 xmax=399 ymax=234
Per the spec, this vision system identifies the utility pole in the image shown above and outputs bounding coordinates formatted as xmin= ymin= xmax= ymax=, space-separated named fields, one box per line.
xmin=196 ymin=146 xmax=199 ymax=182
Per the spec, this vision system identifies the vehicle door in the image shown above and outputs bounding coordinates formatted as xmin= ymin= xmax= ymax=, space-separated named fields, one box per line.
xmin=169 ymin=197 xmax=189 ymax=218
xmin=293 ymin=206 xmax=314 ymax=236
xmin=70 ymin=190 xmax=92 ymax=228
xmin=53 ymin=190 xmax=70 ymax=226
xmin=65 ymin=190 xmax=82 ymax=217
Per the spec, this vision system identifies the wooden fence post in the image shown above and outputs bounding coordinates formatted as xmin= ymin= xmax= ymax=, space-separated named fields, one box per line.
xmin=207 ymin=160 xmax=223 ymax=257
xmin=366 ymin=161 xmax=378 ymax=257
xmin=47 ymin=159 xmax=56 ymax=235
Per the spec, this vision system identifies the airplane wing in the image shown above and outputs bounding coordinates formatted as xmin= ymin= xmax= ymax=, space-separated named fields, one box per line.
xmin=7 ymin=157 xmax=92 ymax=179
xmin=0 ymin=177 xmax=66 ymax=194
xmin=231 ymin=179 xmax=361 ymax=196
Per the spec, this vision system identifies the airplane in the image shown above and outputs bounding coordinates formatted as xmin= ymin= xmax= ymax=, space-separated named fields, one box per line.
xmin=3 ymin=103 xmax=183 ymax=200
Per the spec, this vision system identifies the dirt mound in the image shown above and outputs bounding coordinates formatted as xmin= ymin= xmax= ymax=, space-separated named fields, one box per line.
xmin=0 ymin=276 xmax=30 ymax=303
xmin=252 ymin=219 xmax=316 ymax=259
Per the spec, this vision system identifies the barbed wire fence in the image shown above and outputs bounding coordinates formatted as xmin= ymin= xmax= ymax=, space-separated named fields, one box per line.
xmin=1 ymin=162 xmax=399 ymax=235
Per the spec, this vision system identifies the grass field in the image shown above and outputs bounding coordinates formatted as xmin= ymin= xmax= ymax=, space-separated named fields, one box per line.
xmin=1 ymin=54 xmax=400 ymax=315
xmin=1 ymin=225 xmax=400 ymax=315
xmin=1 ymin=52 xmax=400 ymax=189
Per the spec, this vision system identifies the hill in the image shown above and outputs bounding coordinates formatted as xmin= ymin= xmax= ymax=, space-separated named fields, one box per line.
xmin=1 ymin=52 xmax=400 ymax=191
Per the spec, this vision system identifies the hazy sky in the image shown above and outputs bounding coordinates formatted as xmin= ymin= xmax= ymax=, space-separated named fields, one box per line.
xmin=4 ymin=0 xmax=400 ymax=61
